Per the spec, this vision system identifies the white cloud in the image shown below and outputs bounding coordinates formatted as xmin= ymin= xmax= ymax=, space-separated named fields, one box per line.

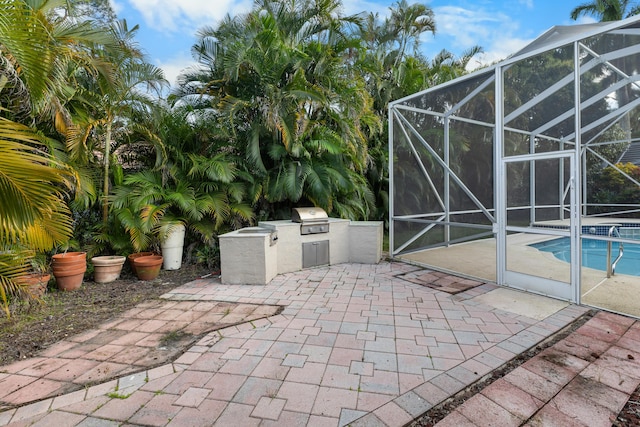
xmin=110 ymin=0 xmax=123 ymax=15
xmin=428 ymin=5 xmax=534 ymax=67
xmin=341 ymin=0 xmax=389 ymax=17
xmin=125 ymin=0 xmax=252 ymax=32
xmin=434 ymin=6 xmax=519 ymax=50
xmin=573 ymin=16 xmax=598 ymax=25
xmin=473 ymin=36 xmax=532 ymax=67
xmin=126 ymin=0 xmax=393 ymax=33
xmin=519 ymin=0 xmax=534 ymax=9
xmin=157 ymin=53 xmax=198 ymax=88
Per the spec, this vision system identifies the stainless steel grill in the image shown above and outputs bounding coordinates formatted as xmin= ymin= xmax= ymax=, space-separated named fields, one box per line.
xmin=292 ymin=207 xmax=329 ymax=235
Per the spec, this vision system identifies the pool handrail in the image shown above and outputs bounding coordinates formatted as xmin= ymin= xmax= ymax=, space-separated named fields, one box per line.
xmin=607 ymin=225 xmax=624 ymax=278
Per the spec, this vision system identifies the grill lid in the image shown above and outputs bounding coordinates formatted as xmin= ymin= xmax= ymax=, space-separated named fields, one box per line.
xmin=291 ymin=207 xmax=328 ymax=223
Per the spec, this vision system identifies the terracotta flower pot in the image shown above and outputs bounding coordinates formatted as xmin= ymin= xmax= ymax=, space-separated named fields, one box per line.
xmin=51 ymin=252 xmax=86 ymax=264
xmin=15 ymin=273 xmax=50 ymax=299
xmin=52 ymin=252 xmax=86 ymax=291
xmin=132 ymin=255 xmax=163 ymax=281
xmin=91 ymin=256 xmax=126 ymax=283
xmin=127 ymin=252 xmax=155 ymax=275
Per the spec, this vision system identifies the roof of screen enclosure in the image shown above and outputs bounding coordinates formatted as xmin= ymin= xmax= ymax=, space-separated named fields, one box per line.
xmin=390 ymin=15 xmax=640 ymax=146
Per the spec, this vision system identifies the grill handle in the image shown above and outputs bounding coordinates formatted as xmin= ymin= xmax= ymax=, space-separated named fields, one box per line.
xmin=291 ymin=207 xmax=328 ymax=223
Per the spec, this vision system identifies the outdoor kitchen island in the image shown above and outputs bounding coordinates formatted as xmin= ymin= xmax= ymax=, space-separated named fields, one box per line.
xmin=219 ymin=208 xmax=383 ymax=285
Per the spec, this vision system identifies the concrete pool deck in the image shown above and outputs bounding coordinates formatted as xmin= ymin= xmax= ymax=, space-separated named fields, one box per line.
xmin=400 ymin=234 xmax=640 ymax=318
xmin=0 ymin=261 xmax=639 ymax=426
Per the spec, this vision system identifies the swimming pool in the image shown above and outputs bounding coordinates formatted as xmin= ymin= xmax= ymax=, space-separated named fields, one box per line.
xmin=531 ymin=237 xmax=640 ymax=276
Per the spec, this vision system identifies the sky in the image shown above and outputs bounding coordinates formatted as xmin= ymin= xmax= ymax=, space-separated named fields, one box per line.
xmin=109 ymin=0 xmax=597 ymax=88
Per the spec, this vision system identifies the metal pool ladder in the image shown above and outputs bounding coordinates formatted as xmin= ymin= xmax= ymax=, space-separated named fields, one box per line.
xmin=607 ymin=225 xmax=624 ymax=278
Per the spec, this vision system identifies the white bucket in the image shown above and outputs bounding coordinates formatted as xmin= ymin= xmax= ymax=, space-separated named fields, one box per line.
xmin=161 ymin=224 xmax=186 ymax=270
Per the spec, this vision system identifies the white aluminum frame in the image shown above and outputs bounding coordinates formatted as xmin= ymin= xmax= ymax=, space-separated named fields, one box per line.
xmin=389 ymin=17 xmax=640 ymax=303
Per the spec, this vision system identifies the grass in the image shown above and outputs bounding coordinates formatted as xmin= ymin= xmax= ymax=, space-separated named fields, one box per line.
xmin=107 ymin=391 xmax=132 ymax=399
xmin=159 ymin=330 xmax=190 ymax=347
xmin=0 ymin=294 xmax=70 ymax=357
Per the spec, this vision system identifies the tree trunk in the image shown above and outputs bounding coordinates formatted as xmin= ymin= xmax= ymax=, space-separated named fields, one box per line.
xmin=102 ymin=120 xmax=112 ymax=225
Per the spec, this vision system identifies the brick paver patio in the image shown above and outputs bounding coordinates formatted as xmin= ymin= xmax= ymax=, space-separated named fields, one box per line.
xmin=0 ymin=300 xmax=280 ymax=410
xmin=1 ymin=261 xmax=638 ymax=426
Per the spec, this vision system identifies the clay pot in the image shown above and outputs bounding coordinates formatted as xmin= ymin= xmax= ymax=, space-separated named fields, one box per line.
xmin=127 ymin=252 xmax=155 ymax=275
xmin=91 ymin=256 xmax=126 ymax=283
xmin=51 ymin=252 xmax=86 ymax=264
xmin=52 ymin=252 xmax=86 ymax=291
xmin=132 ymin=255 xmax=163 ymax=281
xmin=15 ymin=273 xmax=51 ymax=299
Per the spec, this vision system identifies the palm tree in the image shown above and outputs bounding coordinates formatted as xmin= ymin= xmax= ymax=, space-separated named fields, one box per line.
xmin=69 ymin=0 xmax=118 ymax=24
xmin=0 ymin=113 xmax=74 ymax=316
xmin=0 ymin=0 xmax=116 ymax=315
xmin=178 ymin=0 xmax=380 ymax=219
xmin=570 ymin=0 xmax=640 ymax=21
xmin=0 ymin=0 xmax=116 ymax=132
xmin=571 ymin=0 xmax=639 ymax=142
xmin=354 ymin=3 xmax=480 ymax=221
xmin=111 ymin=108 xmax=254 ymax=252
xmin=389 ymin=0 xmax=436 ymax=67
xmin=571 ymin=0 xmax=640 ymax=211
xmin=69 ymin=20 xmax=168 ymax=225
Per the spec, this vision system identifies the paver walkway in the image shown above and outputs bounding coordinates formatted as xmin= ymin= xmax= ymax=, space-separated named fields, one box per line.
xmin=0 ymin=300 xmax=280 ymax=410
xmin=435 ymin=310 xmax=640 ymax=426
xmin=1 ymin=261 xmax=637 ymax=426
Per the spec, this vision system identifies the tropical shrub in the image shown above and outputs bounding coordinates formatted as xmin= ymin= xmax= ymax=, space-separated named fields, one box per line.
xmin=589 ymin=162 xmax=640 ymax=216
xmin=0 ymin=116 xmax=74 ymax=316
xmin=175 ymin=0 xmax=381 ymax=220
xmin=0 ymin=0 xmax=107 ymax=315
xmin=110 ymin=107 xmax=253 ymax=254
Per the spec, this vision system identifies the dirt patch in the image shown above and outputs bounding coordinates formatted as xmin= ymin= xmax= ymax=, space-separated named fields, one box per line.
xmin=615 ymin=387 xmax=640 ymax=426
xmin=0 ymin=263 xmax=213 ymax=366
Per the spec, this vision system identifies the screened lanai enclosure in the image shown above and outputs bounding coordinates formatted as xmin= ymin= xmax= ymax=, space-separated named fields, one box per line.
xmin=390 ymin=16 xmax=640 ymax=318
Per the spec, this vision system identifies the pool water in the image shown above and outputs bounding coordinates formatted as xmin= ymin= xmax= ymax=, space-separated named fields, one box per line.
xmin=531 ymin=237 xmax=640 ymax=276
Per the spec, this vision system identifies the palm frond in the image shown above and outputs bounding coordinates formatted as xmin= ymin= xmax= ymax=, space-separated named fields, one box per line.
xmin=0 ymin=117 xmax=74 ymax=249
xmin=188 ymin=153 xmax=237 ymax=183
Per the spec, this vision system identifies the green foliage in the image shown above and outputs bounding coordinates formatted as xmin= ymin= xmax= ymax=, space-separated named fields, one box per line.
xmin=353 ymin=3 xmax=481 ymax=222
xmin=1 ymin=0 xmax=484 ymax=294
xmin=169 ymin=0 xmax=483 ymax=226
xmin=589 ymin=163 xmax=640 ymax=211
xmin=174 ymin=0 xmax=480 ymax=223
xmin=175 ymin=0 xmax=383 ymax=220
xmin=110 ymin=107 xmax=254 ymax=253
xmin=88 ymin=214 xmax=135 ymax=257
xmin=0 ymin=0 xmax=161 ymax=314
xmin=66 ymin=19 xmax=168 ymax=226
xmin=589 ymin=162 xmax=640 ymax=216
xmin=571 ymin=0 xmax=640 ymax=21
xmin=192 ymin=243 xmax=220 ymax=270
xmin=106 ymin=391 xmax=132 ymax=399
xmin=0 ymin=113 xmax=74 ymax=317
